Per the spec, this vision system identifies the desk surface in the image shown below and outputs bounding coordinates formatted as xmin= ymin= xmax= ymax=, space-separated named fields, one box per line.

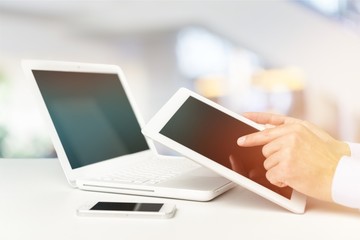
xmin=0 ymin=158 xmax=358 ymax=240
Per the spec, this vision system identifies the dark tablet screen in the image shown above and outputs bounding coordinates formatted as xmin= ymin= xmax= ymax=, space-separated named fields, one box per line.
xmin=160 ymin=96 xmax=292 ymax=199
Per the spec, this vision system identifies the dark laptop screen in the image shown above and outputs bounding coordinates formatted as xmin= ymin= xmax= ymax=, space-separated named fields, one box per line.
xmin=32 ymin=70 xmax=149 ymax=169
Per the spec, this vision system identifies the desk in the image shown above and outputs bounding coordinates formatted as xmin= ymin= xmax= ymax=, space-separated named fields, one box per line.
xmin=0 ymin=158 xmax=358 ymax=240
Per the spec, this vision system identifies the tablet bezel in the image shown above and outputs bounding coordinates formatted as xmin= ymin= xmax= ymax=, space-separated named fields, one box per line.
xmin=142 ymin=88 xmax=306 ymax=213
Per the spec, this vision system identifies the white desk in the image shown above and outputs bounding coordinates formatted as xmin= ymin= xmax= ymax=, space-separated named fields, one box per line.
xmin=0 ymin=158 xmax=358 ymax=240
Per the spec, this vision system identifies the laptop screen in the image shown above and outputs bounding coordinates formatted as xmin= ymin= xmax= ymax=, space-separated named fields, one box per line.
xmin=32 ymin=70 xmax=149 ymax=169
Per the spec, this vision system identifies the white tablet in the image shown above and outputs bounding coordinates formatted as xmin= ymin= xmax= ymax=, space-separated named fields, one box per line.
xmin=142 ymin=88 xmax=306 ymax=214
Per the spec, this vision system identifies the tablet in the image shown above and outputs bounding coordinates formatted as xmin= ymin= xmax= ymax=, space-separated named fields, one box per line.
xmin=142 ymin=88 xmax=306 ymax=213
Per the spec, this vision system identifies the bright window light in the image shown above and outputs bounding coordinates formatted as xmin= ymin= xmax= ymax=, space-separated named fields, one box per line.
xmin=176 ymin=27 xmax=232 ymax=79
xmin=302 ymin=0 xmax=342 ymax=15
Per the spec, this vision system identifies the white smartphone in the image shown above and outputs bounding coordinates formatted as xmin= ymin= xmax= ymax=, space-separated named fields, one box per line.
xmin=77 ymin=201 xmax=176 ymax=219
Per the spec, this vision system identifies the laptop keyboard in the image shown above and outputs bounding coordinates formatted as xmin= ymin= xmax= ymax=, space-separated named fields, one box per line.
xmin=96 ymin=157 xmax=199 ymax=185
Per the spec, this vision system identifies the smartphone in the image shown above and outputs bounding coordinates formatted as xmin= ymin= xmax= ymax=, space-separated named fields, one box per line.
xmin=77 ymin=201 xmax=176 ymax=219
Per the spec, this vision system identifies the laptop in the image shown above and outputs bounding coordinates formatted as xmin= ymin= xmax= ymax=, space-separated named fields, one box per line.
xmin=22 ymin=60 xmax=235 ymax=201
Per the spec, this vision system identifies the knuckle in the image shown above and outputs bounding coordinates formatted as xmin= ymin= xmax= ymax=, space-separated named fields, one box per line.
xmin=282 ymin=147 xmax=293 ymax=157
xmin=300 ymin=120 xmax=309 ymax=127
xmin=278 ymin=161 xmax=292 ymax=179
xmin=292 ymin=123 xmax=305 ymax=133
xmin=287 ymin=132 xmax=300 ymax=146
xmin=261 ymin=128 xmax=273 ymax=140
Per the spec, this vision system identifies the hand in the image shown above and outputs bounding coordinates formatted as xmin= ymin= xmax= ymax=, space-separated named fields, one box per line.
xmin=237 ymin=112 xmax=350 ymax=202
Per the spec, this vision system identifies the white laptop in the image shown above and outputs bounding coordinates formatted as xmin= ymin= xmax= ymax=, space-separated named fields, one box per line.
xmin=22 ymin=60 xmax=235 ymax=201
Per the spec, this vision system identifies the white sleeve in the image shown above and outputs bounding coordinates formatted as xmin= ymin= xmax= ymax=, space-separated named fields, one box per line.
xmin=332 ymin=155 xmax=360 ymax=209
xmin=347 ymin=142 xmax=360 ymax=158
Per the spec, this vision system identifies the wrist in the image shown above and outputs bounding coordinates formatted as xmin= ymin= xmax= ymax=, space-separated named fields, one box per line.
xmin=334 ymin=141 xmax=350 ymax=159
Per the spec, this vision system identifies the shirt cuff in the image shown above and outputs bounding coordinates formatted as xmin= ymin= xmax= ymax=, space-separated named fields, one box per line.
xmin=347 ymin=142 xmax=360 ymax=158
xmin=332 ymin=156 xmax=360 ymax=209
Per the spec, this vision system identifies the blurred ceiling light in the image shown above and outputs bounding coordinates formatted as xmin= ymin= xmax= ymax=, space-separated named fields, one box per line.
xmin=194 ymin=75 xmax=226 ymax=99
xmin=251 ymin=67 xmax=305 ymax=92
xmin=176 ymin=26 xmax=232 ymax=79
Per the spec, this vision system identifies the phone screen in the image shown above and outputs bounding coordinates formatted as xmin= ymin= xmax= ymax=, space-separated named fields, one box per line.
xmin=159 ymin=96 xmax=292 ymax=199
xmin=90 ymin=202 xmax=163 ymax=212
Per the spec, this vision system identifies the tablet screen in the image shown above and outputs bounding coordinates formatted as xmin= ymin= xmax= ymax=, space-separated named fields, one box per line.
xmin=160 ymin=96 xmax=292 ymax=199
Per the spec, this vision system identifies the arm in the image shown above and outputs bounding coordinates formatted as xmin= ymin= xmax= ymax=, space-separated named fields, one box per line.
xmin=237 ymin=112 xmax=350 ymax=203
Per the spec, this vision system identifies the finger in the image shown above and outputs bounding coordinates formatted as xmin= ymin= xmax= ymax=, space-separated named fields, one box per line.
xmin=237 ymin=124 xmax=295 ymax=147
xmin=261 ymin=137 xmax=285 ymax=158
xmin=265 ymin=167 xmax=287 ymax=188
xmin=263 ymin=153 xmax=280 ymax=171
xmin=242 ymin=112 xmax=297 ymax=126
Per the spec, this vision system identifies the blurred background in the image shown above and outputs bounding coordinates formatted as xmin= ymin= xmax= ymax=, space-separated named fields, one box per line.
xmin=1 ymin=0 xmax=360 ymax=158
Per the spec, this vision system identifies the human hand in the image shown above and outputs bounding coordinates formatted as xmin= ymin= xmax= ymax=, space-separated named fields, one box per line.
xmin=237 ymin=112 xmax=350 ymax=202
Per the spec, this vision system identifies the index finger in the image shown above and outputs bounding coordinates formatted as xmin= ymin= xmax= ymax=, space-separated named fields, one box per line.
xmin=237 ymin=123 xmax=295 ymax=147
xmin=243 ymin=112 xmax=298 ymax=126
